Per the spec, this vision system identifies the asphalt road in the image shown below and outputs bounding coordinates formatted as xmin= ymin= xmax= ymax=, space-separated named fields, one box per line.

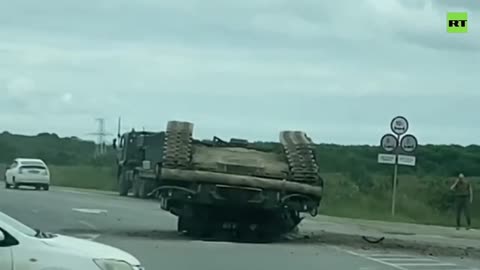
xmin=0 ymin=186 xmax=479 ymax=270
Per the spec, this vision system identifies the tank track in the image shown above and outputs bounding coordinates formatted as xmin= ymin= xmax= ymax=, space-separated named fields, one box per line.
xmin=279 ymin=131 xmax=319 ymax=183
xmin=163 ymin=121 xmax=194 ymax=168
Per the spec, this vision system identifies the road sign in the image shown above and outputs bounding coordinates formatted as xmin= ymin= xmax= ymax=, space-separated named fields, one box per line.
xmin=380 ymin=116 xmax=417 ymax=217
xmin=390 ymin=116 xmax=409 ymax=136
xmin=380 ymin=134 xmax=398 ymax=152
xmin=378 ymin=153 xmax=396 ymax=165
xmin=400 ymin=134 xmax=418 ymax=153
xmin=397 ymin=155 xmax=416 ymax=166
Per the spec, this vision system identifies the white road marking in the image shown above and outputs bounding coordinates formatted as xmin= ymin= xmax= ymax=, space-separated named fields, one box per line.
xmin=78 ymin=220 xmax=98 ymax=230
xmin=380 ymin=258 xmax=437 ymax=262
xmin=334 ymin=248 xmax=409 ymax=270
xmin=395 ymin=262 xmax=457 ymax=266
xmin=369 ymin=254 xmax=415 ymax=258
xmin=72 ymin=208 xmax=108 ymax=214
xmin=72 ymin=220 xmax=101 ymax=241
xmin=332 ymin=246 xmax=474 ymax=270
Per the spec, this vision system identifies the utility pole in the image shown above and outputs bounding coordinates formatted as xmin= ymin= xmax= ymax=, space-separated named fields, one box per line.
xmin=87 ymin=118 xmax=113 ymax=157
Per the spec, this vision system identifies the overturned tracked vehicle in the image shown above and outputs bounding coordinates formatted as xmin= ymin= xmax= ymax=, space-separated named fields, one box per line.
xmin=115 ymin=120 xmax=324 ymax=239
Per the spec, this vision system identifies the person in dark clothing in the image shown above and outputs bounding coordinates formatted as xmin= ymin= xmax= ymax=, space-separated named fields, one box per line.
xmin=450 ymin=173 xmax=473 ymax=230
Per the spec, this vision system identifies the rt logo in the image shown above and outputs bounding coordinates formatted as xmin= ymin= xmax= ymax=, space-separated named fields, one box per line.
xmin=447 ymin=12 xmax=467 ymax=33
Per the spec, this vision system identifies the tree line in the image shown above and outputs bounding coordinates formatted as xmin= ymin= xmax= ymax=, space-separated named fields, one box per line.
xmin=1 ymin=132 xmax=479 ymax=177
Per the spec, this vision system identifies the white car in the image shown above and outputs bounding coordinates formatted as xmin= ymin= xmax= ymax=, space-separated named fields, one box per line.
xmin=4 ymin=158 xmax=50 ymax=190
xmin=0 ymin=211 xmax=145 ymax=270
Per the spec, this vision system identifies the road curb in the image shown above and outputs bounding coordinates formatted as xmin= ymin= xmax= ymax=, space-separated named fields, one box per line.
xmin=290 ymin=230 xmax=480 ymax=259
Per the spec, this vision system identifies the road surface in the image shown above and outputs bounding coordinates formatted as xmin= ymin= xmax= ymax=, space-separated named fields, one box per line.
xmin=0 ymin=186 xmax=478 ymax=270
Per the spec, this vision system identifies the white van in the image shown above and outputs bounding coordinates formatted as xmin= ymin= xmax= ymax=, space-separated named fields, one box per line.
xmin=4 ymin=158 xmax=50 ymax=190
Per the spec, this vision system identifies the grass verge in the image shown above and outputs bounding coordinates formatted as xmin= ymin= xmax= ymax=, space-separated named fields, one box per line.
xmin=48 ymin=165 xmax=479 ymax=228
xmin=50 ymin=165 xmax=117 ymax=191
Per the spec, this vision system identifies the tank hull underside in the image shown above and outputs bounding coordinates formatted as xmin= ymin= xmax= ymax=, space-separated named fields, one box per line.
xmin=151 ymin=120 xmax=324 ymax=240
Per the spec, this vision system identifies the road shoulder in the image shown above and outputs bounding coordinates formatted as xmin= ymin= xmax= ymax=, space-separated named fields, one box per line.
xmin=294 ymin=215 xmax=480 ymax=259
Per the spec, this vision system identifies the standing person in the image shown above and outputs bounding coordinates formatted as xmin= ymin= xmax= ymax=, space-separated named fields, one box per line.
xmin=450 ymin=173 xmax=473 ymax=230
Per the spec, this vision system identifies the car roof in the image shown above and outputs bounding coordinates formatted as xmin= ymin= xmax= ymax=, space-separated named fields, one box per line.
xmin=15 ymin=158 xmax=46 ymax=164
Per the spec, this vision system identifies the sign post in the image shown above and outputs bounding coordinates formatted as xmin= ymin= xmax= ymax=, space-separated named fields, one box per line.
xmin=378 ymin=116 xmax=418 ymax=217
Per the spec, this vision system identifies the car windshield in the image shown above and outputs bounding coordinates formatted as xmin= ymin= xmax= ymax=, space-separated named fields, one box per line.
xmin=0 ymin=212 xmax=37 ymax=237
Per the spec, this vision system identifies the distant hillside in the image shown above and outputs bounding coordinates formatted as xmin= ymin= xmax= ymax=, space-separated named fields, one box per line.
xmin=1 ymin=131 xmax=479 ymax=177
xmin=0 ymin=132 xmax=113 ymax=166
xmin=248 ymin=142 xmax=480 ymax=177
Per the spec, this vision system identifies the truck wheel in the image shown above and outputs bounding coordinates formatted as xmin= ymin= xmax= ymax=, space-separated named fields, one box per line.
xmin=177 ymin=216 xmax=189 ymax=233
xmin=118 ymin=171 xmax=129 ymax=196
xmin=132 ymin=176 xmax=140 ymax=198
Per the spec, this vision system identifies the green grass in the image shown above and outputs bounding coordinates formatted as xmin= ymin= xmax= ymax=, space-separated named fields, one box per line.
xmin=47 ymin=165 xmax=480 ymax=228
xmin=320 ymin=172 xmax=480 ymax=228
xmin=49 ymin=165 xmax=117 ymax=191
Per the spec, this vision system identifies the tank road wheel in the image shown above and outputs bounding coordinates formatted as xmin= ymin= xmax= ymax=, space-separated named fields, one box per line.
xmin=162 ymin=121 xmax=194 ymax=169
xmin=118 ymin=170 xmax=130 ymax=196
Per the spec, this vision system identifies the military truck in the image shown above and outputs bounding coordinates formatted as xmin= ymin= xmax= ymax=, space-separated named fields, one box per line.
xmin=113 ymin=130 xmax=164 ymax=198
xmin=113 ymin=120 xmax=324 ymax=239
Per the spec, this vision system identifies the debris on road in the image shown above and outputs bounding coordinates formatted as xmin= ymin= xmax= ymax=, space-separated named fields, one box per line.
xmin=290 ymin=215 xmax=480 ymax=258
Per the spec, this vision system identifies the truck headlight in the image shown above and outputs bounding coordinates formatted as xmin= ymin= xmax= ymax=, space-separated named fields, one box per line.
xmin=93 ymin=259 xmax=138 ymax=270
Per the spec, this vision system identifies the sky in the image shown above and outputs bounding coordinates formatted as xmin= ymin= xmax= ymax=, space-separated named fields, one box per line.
xmin=0 ymin=0 xmax=479 ymax=145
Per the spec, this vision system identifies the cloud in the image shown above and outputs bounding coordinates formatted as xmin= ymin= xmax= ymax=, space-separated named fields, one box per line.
xmin=0 ymin=0 xmax=478 ymax=144
xmin=366 ymin=0 xmax=480 ymax=52
xmin=6 ymin=77 xmax=36 ymax=97
xmin=62 ymin=93 xmax=73 ymax=104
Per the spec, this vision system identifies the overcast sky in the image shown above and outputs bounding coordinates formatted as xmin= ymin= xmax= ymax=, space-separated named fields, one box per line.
xmin=0 ymin=0 xmax=479 ymax=145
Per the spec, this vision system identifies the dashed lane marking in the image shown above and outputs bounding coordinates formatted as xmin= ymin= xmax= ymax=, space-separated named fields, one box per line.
xmin=72 ymin=208 xmax=108 ymax=214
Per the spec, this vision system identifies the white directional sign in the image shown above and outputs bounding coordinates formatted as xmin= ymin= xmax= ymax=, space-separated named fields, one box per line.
xmin=390 ymin=116 xmax=409 ymax=136
xmin=378 ymin=153 xmax=396 ymax=164
xmin=397 ymin=155 xmax=416 ymax=166
xmin=380 ymin=134 xmax=398 ymax=152
xmin=400 ymin=134 xmax=418 ymax=153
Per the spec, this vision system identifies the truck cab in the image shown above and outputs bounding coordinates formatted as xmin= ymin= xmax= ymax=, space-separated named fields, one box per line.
xmin=113 ymin=130 xmax=165 ymax=198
